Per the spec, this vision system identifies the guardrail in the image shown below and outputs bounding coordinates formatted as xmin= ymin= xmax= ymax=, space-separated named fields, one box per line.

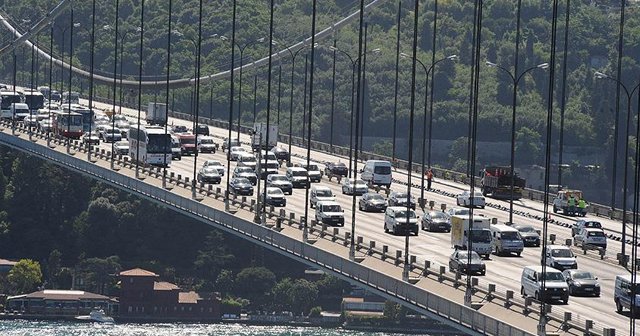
xmin=0 ymin=118 xmax=620 ymax=336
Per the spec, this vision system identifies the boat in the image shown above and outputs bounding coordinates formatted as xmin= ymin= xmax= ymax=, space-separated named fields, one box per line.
xmin=75 ymin=309 xmax=115 ymax=323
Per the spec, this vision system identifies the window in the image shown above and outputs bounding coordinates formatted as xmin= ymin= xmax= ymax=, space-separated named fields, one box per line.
xmin=128 ymin=306 xmax=132 ymax=313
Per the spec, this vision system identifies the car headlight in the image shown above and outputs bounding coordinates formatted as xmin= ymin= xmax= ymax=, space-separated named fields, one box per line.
xmin=561 ymin=288 xmax=567 ymax=291
xmin=595 ymin=283 xmax=600 ymax=287
xmin=575 ymin=283 xmax=581 ymax=287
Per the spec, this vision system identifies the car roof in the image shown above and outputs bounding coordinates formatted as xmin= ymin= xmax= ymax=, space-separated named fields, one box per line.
xmin=546 ymin=244 xmax=570 ymax=250
xmin=288 ymin=166 xmax=307 ymax=171
xmin=317 ymin=201 xmax=340 ymax=207
xmin=312 ymin=185 xmax=331 ymax=191
xmin=523 ymin=265 xmax=563 ymax=273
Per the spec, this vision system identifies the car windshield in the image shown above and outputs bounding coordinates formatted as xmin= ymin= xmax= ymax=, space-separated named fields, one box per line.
xmin=502 ymin=231 xmax=521 ymax=240
xmin=232 ymin=147 xmax=245 ymax=152
xmin=452 ymin=208 xmax=470 ymax=216
xmin=202 ymin=168 xmax=217 ymax=174
xmin=470 ymin=230 xmax=492 ymax=243
xmin=517 ymin=226 xmax=534 ymax=233
xmin=585 ymin=221 xmax=602 ymax=229
xmin=308 ymin=165 xmax=319 ymax=171
xmin=116 ymin=141 xmax=128 ymax=147
xmin=333 ymin=163 xmax=346 ymax=168
xmin=206 ymin=161 xmax=222 ymax=167
xmin=316 ymin=190 xmax=332 ymax=197
xmin=235 ymin=178 xmax=249 ymax=184
xmin=572 ymin=271 xmax=595 ymax=280
xmin=293 ymin=171 xmax=307 ymax=177
xmin=587 ymin=231 xmax=605 ymax=237
xmin=431 ymin=212 xmax=448 ymax=219
xmin=200 ymin=139 xmax=214 ymax=144
xmin=457 ymin=252 xmax=481 ymax=261
xmin=271 ymin=175 xmax=287 ymax=181
xmin=551 ymin=248 xmax=574 ymax=258
xmin=473 ymin=192 xmax=483 ymax=197
xmin=236 ymin=167 xmax=252 ymax=173
xmin=374 ymin=166 xmax=391 ymax=174
xmin=267 ymin=162 xmax=279 ymax=169
xmin=241 ymin=156 xmax=256 ymax=162
xmin=395 ymin=193 xmax=409 ymax=199
xmin=181 ymin=137 xmax=195 ymax=145
xmin=544 ymin=272 xmax=565 ymax=282
xmin=323 ymin=205 xmax=342 ymax=212
xmin=354 ymin=180 xmax=366 ymax=186
xmin=268 ymin=189 xmax=283 ymax=195
xmin=396 ymin=210 xmax=416 ymax=218
xmin=370 ymin=194 xmax=384 ymax=201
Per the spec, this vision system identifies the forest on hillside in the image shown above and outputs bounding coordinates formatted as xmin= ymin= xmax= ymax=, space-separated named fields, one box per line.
xmin=1 ymin=0 xmax=639 ymax=204
xmin=0 ymin=148 xmax=349 ymax=314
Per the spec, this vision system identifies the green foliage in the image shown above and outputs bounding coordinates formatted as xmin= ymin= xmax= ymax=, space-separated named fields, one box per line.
xmin=8 ymin=259 xmax=42 ymax=294
xmin=309 ymin=306 xmax=322 ymax=318
xmin=515 ymin=127 xmax=542 ymax=165
xmin=235 ymin=266 xmax=276 ymax=307
xmin=75 ymin=256 xmax=122 ymax=295
xmin=383 ymin=301 xmax=399 ymax=320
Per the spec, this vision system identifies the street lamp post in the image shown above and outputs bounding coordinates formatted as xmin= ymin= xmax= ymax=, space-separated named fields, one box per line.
xmin=172 ymin=30 xmax=198 ymax=129
xmin=401 ymin=53 xmax=457 ymax=202
xmin=595 ymin=71 xmax=640 ymax=258
xmin=74 ymin=20 xmax=97 ymax=163
xmin=486 ymin=61 xmax=548 ymax=225
xmin=218 ymin=35 xmax=265 ymax=141
xmin=329 ymin=46 xmax=381 ymax=178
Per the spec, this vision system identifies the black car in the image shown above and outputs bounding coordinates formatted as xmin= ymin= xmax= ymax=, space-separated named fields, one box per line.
xmin=195 ymin=124 xmax=210 ymax=136
xmin=324 ymin=161 xmax=348 ymax=180
xmin=513 ymin=224 xmax=541 ymax=247
xmin=172 ymin=125 xmax=188 ymax=134
xmin=449 ymin=250 xmax=486 ymax=275
xmin=388 ymin=191 xmax=416 ymax=210
xmin=421 ymin=211 xmax=451 ymax=232
xmin=563 ymin=270 xmax=600 ymax=297
xmin=197 ymin=167 xmax=221 ymax=184
xmin=229 ymin=177 xmax=254 ymax=196
xmin=358 ymin=193 xmax=388 ymax=212
xmin=271 ymin=146 xmax=290 ymax=161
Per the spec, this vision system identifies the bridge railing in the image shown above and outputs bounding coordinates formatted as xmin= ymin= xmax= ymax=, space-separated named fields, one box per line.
xmin=4 ymin=118 xmax=614 ymax=336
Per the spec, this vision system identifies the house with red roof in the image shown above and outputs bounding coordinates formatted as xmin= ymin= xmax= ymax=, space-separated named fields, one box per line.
xmin=118 ymin=268 xmax=220 ymax=322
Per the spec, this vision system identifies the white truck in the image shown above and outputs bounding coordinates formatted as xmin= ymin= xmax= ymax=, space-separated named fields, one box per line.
xmin=252 ymin=122 xmax=278 ymax=152
xmin=11 ymin=103 xmax=30 ymax=120
xmin=146 ymin=102 xmax=168 ymax=126
xmin=450 ymin=215 xmax=492 ymax=259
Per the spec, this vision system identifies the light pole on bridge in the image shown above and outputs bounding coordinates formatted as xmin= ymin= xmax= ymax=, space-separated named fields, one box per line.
xmin=594 ymin=71 xmax=640 ymax=260
xmin=217 ymin=35 xmax=265 ymax=142
xmin=401 ymin=52 xmax=457 ymax=203
xmin=486 ymin=61 xmax=548 ymax=226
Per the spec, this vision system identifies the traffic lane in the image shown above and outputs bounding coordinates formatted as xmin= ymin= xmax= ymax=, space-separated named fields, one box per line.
xmin=92 ymin=104 xmax=630 ymax=331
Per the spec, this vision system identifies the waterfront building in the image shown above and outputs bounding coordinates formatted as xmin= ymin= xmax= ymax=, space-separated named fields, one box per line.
xmin=5 ymin=289 xmax=114 ymax=317
xmin=118 ymin=268 xmax=220 ymax=322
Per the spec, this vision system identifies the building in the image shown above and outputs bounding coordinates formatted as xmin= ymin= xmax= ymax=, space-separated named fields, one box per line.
xmin=118 ymin=268 xmax=220 ymax=322
xmin=5 ymin=289 xmax=114 ymax=317
xmin=0 ymin=258 xmax=17 ymax=274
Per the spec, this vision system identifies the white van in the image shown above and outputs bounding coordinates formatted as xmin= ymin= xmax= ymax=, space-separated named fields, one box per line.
xmin=315 ymin=201 xmax=344 ymax=226
xmin=384 ymin=206 xmax=418 ymax=236
xmin=544 ymin=245 xmax=577 ymax=271
xmin=520 ymin=266 xmax=569 ymax=304
xmin=490 ymin=224 xmax=524 ymax=256
xmin=360 ymin=160 xmax=392 ymax=188
xmin=295 ymin=161 xmax=322 ymax=183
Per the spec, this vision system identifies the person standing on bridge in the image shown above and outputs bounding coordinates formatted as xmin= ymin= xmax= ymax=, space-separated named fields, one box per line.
xmin=426 ymin=168 xmax=434 ymax=190
xmin=568 ymin=194 xmax=576 ymax=215
xmin=578 ymin=197 xmax=586 ymax=216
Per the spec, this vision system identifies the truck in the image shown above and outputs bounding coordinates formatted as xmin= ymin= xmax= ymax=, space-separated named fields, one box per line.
xmin=177 ymin=133 xmax=197 ymax=156
xmin=553 ymin=189 xmax=587 ymax=216
xmin=450 ymin=215 xmax=492 ymax=259
xmin=11 ymin=103 xmax=31 ymax=120
xmin=480 ymin=166 xmax=526 ymax=199
xmin=251 ymin=122 xmax=278 ymax=152
xmin=146 ymin=102 xmax=167 ymax=126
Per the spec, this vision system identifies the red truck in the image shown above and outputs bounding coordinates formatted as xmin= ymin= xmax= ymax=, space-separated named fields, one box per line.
xmin=177 ymin=133 xmax=197 ymax=156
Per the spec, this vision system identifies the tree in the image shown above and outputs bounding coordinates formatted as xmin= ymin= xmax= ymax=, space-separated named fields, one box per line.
xmin=215 ymin=270 xmax=235 ymax=295
xmin=8 ymin=259 xmax=42 ymax=294
xmin=75 ymin=256 xmax=121 ymax=295
xmin=515 ymin=127 xmax=542 ymax=165
xmin=46 ymin=249 xmax=62 ymax=288
xmin=289 ymin=279 xmax=319 ymax=315
xmin=194 ymin=231 xmax=235 ymax=282
xmin=271 ymin=277 xmax=294 ymax=311
xmin=235 ymin=266 xmax=276 ymax=305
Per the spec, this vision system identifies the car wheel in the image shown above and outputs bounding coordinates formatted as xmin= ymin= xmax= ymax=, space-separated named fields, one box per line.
xmin=359 ymin=203 xmax=363 ymax=211
xmin=516 ymin=252 xmax=521 ymax=257
xmin=480 ymin=269 xmax=486 ymax=276
xmin=456 ymin=199 xmax=461 ymax=206
xmin=616 ymin=299 xmax=623 ymax=313
xmin=562 ymin=297 xmax=568 ymax=304
xmin=480 ymin=205 xmax=485 ymax=209
xmin=553 ymin=205 xmax=558 ymax=213
xmin=342 ymin=187 xmax=346 ymax=195
xmin=384 ymin=225 xmax=389 ymax=233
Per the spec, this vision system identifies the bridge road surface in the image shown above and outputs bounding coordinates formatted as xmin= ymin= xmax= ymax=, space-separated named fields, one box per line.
xmin=83 ymin=99 xmax=634 ymax=333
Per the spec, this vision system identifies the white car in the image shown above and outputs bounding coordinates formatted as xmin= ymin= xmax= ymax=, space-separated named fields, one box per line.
xmin=228 ymin=146 xmax=247 ymax=161
xmin=202 ymin=160 xmax=225 ymax=176
xmin=446 ymin=207 xmax=471 ymax=217
xmin=114 ymin=140 xmax=129 ymax=156
xmin=341 ymin=178 xmax=368 ymax=195
xmin=456 ymin=191 xmax=485 ymax=209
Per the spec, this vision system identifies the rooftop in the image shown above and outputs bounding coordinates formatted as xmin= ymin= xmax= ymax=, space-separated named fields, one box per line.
xmin=120 ymin=268 xmax=159 ymax=277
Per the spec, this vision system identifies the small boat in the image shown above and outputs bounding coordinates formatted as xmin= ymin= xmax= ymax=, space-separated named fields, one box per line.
xmin=75 ymin=309 xmax=115 ymax=323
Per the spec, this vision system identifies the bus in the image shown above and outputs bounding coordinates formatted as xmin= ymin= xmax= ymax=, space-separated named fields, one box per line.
xmin=51 ymin=110 xmax=83 ymax=139
xmin=62 ymin=91 xmax=80 ymax=105
xmin=23 ymin=90 xmax=45 ymax=112
xmin=128 ymin=126 xmax=172 ymax=167
xmin=0 ymin=91 xmax=24 ymax=119
xmin=62 ymin=104 xmax=94 ymax=133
